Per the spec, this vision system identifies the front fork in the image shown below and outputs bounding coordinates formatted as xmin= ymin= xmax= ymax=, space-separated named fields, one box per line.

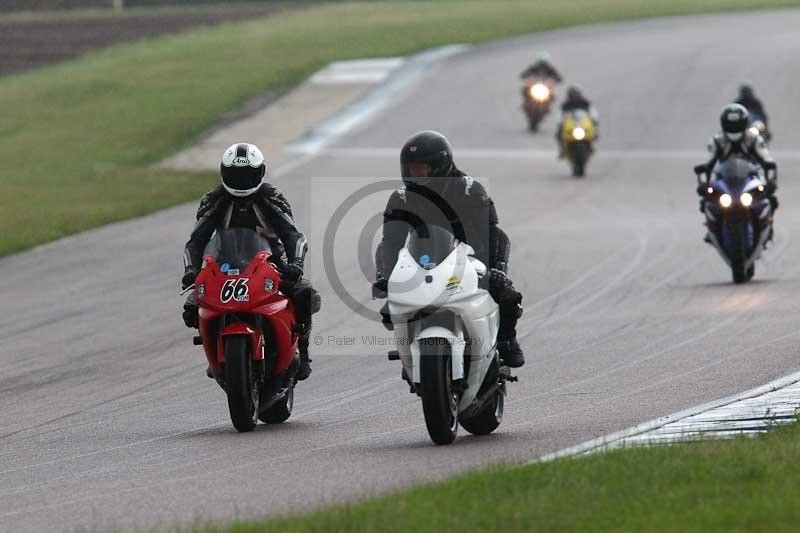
xmin=202 ymin=319 xmax=266 ymax=386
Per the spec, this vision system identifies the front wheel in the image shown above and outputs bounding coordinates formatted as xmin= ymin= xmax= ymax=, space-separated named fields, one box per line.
xmin=728 ymin=222 xmax=749 ymax=284
xmin=419 ymin=338 xmax=459 ymax=445
xmin=569 ymin=142 xmax=590 ymax=177
xmin=527 ymin=112 xmax=542 ymax=132
xmin=225 ymin=336 xmax=259 ymax=432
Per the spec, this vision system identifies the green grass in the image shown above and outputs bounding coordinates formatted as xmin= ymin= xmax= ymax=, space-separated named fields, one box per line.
xmin=200 ymin=423 xmax=800 ymax=533
xmin=2 ymin=0 xmax=800 ymax=256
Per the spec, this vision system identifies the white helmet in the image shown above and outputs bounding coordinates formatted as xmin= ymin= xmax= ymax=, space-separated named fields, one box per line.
xmin=220 ymin=143 xmax=266 ymax=197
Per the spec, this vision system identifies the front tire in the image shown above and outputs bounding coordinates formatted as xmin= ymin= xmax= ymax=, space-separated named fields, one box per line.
xmin=527 ymin=113 xmax=542 ymax=132
xmin=728 ymin=222 xmax=749 ymax=284
xmin=420 ymin=339 xmax=459 ymax=445
xmin=225 ymin=336 xmax=258 ymax=432
xmin=570 ymin=142 xmax=589 ymax=177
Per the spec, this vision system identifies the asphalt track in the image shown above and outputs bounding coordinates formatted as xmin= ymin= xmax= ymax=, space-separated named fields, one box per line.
xmin=3 ymin=9 xmax=800 ymax=532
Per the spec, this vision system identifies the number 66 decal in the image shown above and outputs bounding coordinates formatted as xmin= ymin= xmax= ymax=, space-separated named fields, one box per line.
xmin=220 ymin=278 xmax=249 ymax=303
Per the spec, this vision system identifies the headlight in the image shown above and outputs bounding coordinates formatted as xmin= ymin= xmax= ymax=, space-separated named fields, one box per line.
xmin=719 ymin=193 xmax=732 ymax=208
xmin=740 ymin=192 xmax=753 ymax=207
xmin=572 ymin=127 xmax=586 ymax=140
xmin=530 ymin=83 xmax=550 ymax=102
xmin=748 ymin=126 xmax=760 ymax=137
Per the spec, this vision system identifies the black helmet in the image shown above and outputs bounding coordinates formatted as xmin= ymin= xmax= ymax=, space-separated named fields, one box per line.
xmin=738 ymin=83 xmax=754 ymax=99
xmin=220 ymin=143 xmax=266 ymax=197
xmin=566 ymin=85 xmax=584 ymax=102
xmin=400 ymin=131 xmax=454 ymax=187
xmin=720 ymin=103 xmax=749 ymax=141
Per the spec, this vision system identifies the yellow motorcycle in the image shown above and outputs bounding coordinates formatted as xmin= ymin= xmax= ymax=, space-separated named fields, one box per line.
xmin=560 ymin=110 xmax=596 ymax=177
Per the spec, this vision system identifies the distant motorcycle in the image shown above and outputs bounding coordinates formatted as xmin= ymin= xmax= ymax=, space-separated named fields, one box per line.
xmin=696 ymin=158 xmax=776 ymax=284
xmin=521 ymin=77 xmax=556 ymax=132
xmin=379 ymin=225 xmax=517 ymax=445
xmin=560 ymin=109 xmax=596 ymax=177
xmin=188 ymin=228 xmax=300 ymax=432
xmin=748 ymin=112 xmax=771 ymax=144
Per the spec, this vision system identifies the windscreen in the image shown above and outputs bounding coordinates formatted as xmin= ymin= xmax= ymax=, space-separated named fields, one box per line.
xmin=713 ymin=157 xmax=760 ymax=184
xmin=407 ymin=225 xmax=456 ymax=270
xmin=203 ymin=228 xmax=272 ymax=271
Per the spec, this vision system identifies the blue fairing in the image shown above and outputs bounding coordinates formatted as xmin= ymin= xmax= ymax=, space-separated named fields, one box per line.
xmin=706 ymin=158 xmax=768 ymax=257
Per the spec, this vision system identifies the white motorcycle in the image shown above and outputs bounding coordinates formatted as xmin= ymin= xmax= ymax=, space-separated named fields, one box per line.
xmin=382 ymin=225 xmax=517 ymax=445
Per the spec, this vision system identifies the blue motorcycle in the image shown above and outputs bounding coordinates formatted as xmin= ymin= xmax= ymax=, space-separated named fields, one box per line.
xmin=696 ymin=157 xmax=776 ymax=284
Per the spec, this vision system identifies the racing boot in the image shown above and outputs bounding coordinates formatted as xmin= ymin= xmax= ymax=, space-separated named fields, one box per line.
xmin=296 ymin=335 xmax=312 ymax=381
xmin=497 ymin=306 xmax=525 ymax=368
xmin=498 ymin=338 xmax=525 ymax=368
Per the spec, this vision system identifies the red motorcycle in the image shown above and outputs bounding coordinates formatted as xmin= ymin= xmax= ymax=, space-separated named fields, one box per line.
xmin=190 ymin=228 xmax=300 ymax=432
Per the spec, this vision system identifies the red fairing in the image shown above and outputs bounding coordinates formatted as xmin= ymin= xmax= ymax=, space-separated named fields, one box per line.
xmin=195 ymin=251 xmax=298 ymax=379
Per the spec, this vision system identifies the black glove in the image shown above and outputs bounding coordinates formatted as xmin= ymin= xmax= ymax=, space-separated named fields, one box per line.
xmin=766 ymin=181 xmax=778 ymax=195
xmin=182 ymin=267 xmax=198 ymax=290
xmin=182 ymin=298 xmax=199 ymax=328
xmin=372 ymin=278 xmax=388 ymax=299
xmin=282 ymin=262 xmax=303 ymax=283
xmin=693 ymin=163 xmax=709 ymax=176
xmin=479 ymin=268 xmax=512 ymax=292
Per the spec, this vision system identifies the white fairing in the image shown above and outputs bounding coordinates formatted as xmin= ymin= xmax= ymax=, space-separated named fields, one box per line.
xmin=388 ymin=242 xmax=500 ymax=411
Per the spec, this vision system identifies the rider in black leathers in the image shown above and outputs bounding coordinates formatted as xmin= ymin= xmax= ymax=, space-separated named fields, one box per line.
xmin=734 ymin=83 xmax=768 ymax=126
xmin=181 ymin=143 xmax=320 ymax=380
xmin=372 ymin=131 xmax=525 ymax=368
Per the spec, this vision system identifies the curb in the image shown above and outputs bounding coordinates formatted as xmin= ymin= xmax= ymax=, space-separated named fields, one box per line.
xmin=535 ymin=370 xmax=800 ymax=463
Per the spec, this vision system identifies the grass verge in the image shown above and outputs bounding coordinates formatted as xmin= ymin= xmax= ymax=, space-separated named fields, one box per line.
xmin=2 ymin=0 xmax=799 ymax=256
xmin=201 ymin=422 xmax=800 ymax=532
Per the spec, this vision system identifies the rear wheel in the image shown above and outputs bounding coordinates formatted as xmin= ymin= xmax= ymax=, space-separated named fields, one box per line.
xmin=259 ymin=386 xmax=294 ymax=424
xmin=225 ymin=336 xmax=258 ymax=432
xmin=420 ymin=339 xmax=459 ymax=445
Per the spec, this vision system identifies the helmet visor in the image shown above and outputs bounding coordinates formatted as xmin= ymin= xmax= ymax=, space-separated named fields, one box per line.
xmin=402 ymin=161 xmax=433 ymax=186
xmin=222 ymin=165 xmax=263 ymax=195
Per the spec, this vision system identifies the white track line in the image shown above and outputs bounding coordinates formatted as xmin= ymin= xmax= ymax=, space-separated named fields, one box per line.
xmin=536 ymin=370 xmax=800 ymax=462
xmin=287 ymin=45 xmax=470 ymax=155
